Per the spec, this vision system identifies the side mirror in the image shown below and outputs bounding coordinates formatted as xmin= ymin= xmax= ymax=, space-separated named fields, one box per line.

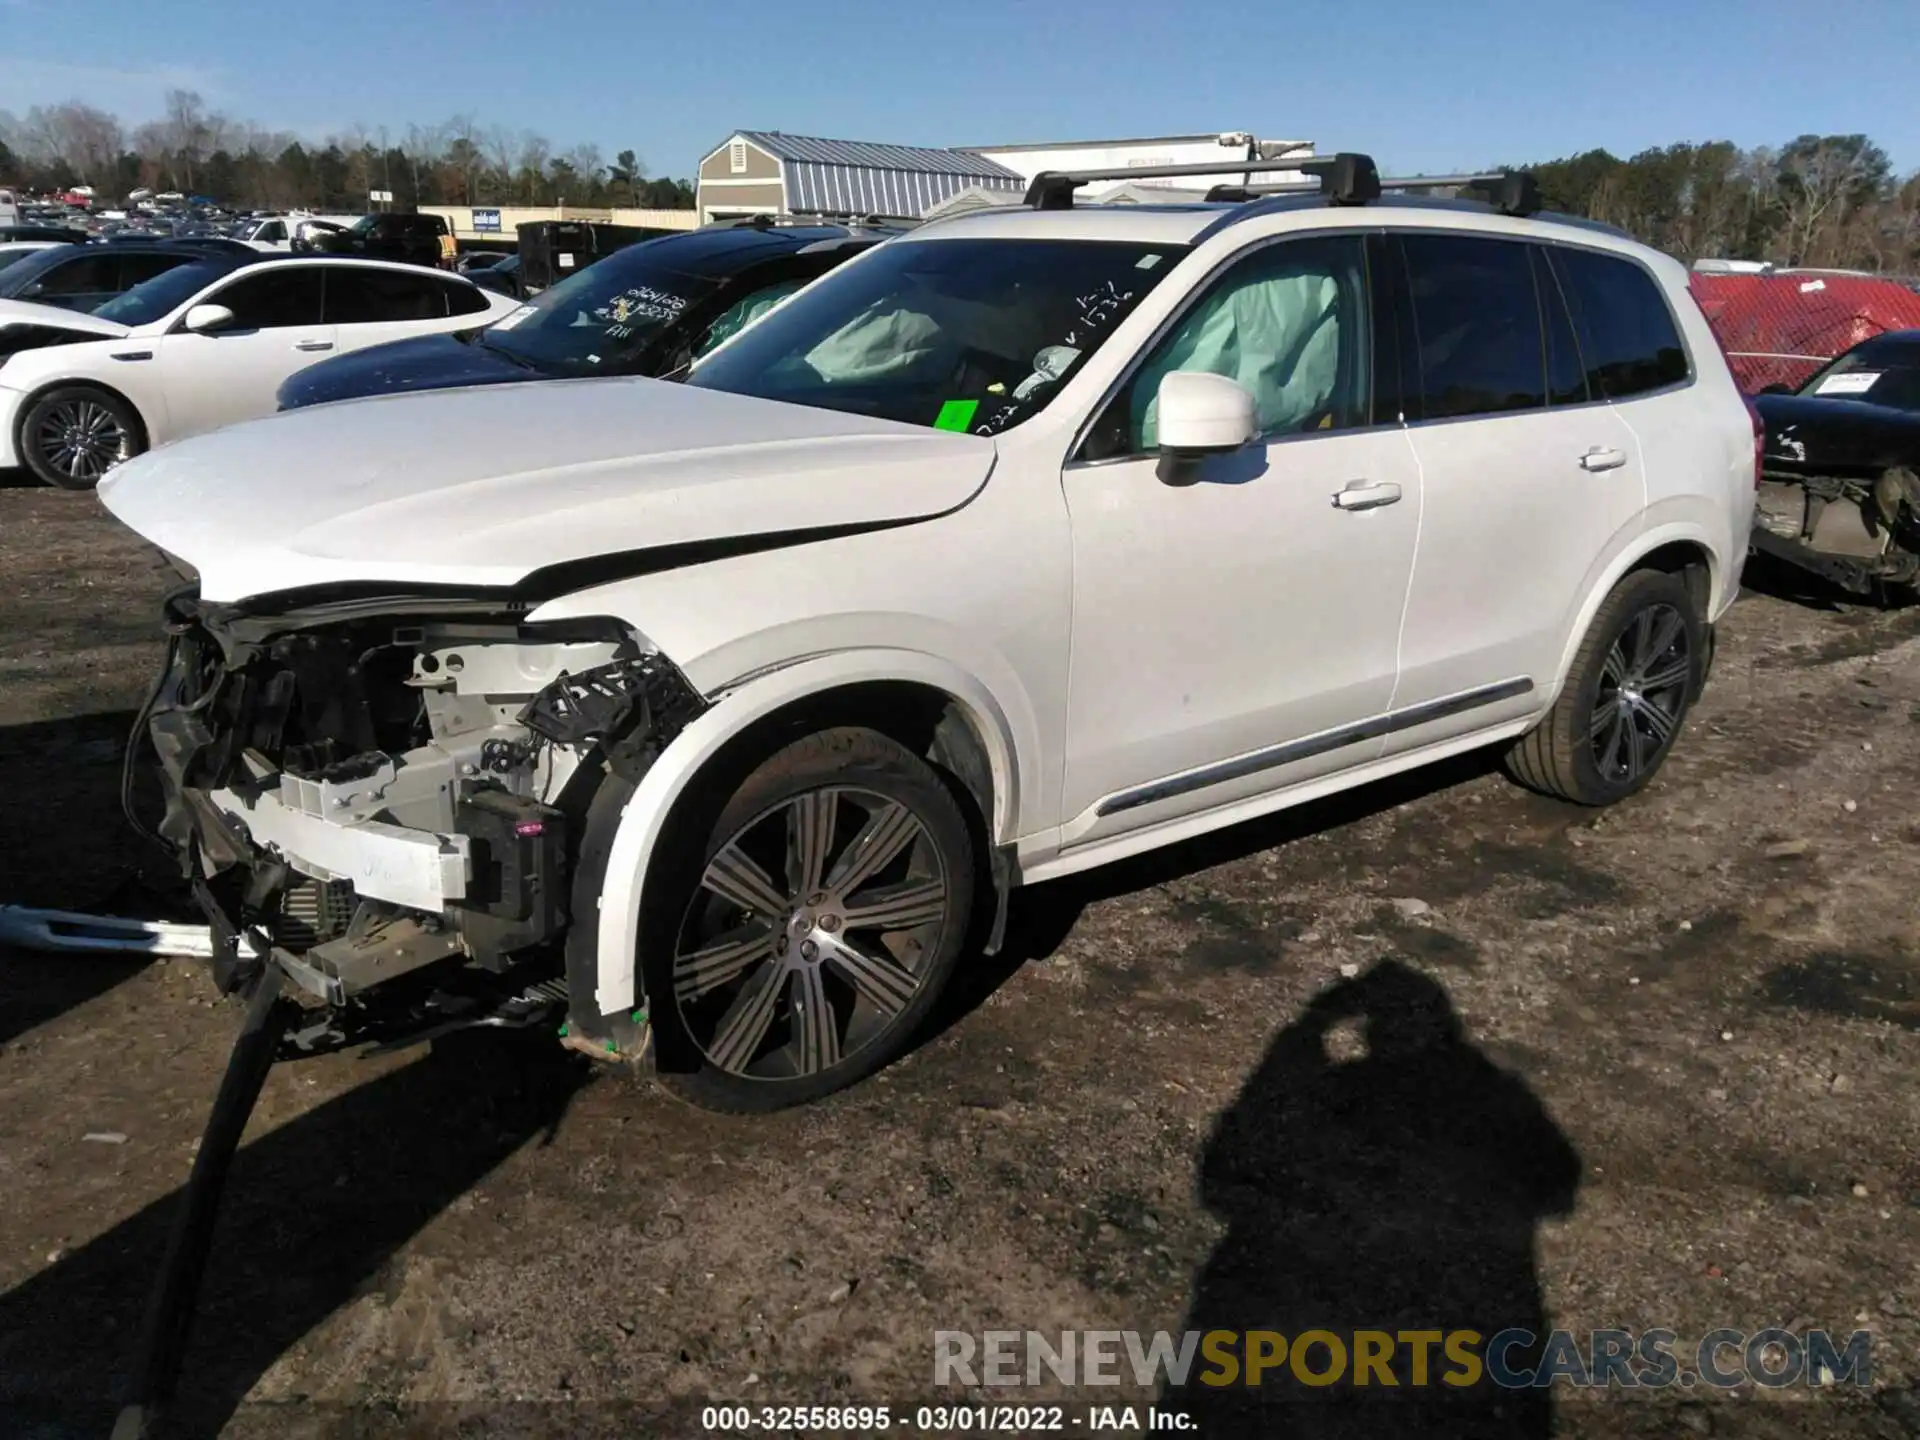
xmin=1154 ymin=371 xmax=1258 ymax=485
xmin=183 ymin=303 xmax=235 ymax=334
xmin=1758 ymin=382 xmax=1793 ymax=396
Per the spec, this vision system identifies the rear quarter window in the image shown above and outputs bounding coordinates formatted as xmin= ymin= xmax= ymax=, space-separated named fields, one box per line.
xmin=1549 ymin=247 xmax=1690 ymax=399
xmin=442 ymin=278 xmax=490 ymax=317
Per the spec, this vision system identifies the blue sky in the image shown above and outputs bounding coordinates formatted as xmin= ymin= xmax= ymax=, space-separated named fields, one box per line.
xmin=4 ymin=0 xmax=1917 ymax=176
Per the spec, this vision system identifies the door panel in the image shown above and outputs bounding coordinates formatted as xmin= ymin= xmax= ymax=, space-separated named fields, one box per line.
xmin=155 ymin=267 xmax=331 ymax=441
xmin=1387 ymin=234 xmax=1645 ymax=745
xmin=1059 ymin=232 xmax=1419 ymax=841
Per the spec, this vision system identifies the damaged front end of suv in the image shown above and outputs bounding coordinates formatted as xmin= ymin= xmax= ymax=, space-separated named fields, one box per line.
xmin=134 ymin=583 xmax=705 ymax=1057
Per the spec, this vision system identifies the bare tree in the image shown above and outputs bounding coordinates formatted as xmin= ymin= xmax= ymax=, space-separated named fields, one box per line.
xmin=516 ymin=131 xmax=552 ymax=203
xmin=1775 ymin=134 xmax=1891 ymax=267
xmin=159 ymin=88 xmax=211 ymax=190
xmin=441 ymin=114 xmax=485 ymax=204
xmin=482 ymin=124 xmax=517 ymax=202
xmin=402 ymin=122 xmax=443 ymax=204
xmin=562 ymin=142 xmax=602 ymax=203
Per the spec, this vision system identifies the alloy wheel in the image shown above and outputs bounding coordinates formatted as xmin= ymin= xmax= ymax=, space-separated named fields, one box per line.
xmin=35 ymin=399 xmax=130 ymax=484
xmin=671 ymin=785 xmax=951 ymax=1081
xmin=1588 ymin=602 xmax=1691 ymax=784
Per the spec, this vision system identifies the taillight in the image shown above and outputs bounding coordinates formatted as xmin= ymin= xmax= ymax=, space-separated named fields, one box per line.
xmin=1743 ymin=398 xmax=1765 ymax=488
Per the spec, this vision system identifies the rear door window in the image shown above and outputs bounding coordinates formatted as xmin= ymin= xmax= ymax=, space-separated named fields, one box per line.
xmin=1549 ymin=247 xmax=1689 ymax=399
xmin=324 ymin=266 xmax=450 ymax=323
xmin=1397 ymin=233 xmax=1547 ymax=421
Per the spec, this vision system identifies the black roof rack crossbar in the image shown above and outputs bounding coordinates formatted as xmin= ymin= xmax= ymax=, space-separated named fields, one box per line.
xmin=1461 ymin=171 xmax=1543 ymax=217
xmin=1022 ymin=152 xmax=1541 ymax=217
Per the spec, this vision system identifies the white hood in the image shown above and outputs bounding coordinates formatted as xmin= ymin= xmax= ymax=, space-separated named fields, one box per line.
xmin=0 ymin=298 xmax=129 ymax=337
xmin=98 ymin=377 xmax=996 ymax=602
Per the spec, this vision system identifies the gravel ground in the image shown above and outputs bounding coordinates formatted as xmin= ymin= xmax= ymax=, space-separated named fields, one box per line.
xmin=0 ymin=477 xmax=1916 ymax=1440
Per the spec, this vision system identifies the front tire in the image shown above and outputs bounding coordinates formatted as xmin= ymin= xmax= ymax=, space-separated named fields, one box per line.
xmin=646 ymin=726 xmax=976 ymax=1113
xmin=18 ymin=386 xmax=143 ymax=491
xmin=1505 ymin=568 xmax=1705 ymax=805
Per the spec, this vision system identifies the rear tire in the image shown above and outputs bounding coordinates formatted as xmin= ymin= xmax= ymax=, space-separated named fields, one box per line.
xmin=1504 ymin=568 xmax=1705 ymax=805
xmin=645 ymin=726 xmax=976 ymax=1113
xmin=18 ymin=385 xmax=143 ymax=491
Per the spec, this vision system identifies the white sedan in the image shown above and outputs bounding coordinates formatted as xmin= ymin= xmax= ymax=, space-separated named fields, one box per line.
xmin=0 ymin=254 xmax=520 ymax=487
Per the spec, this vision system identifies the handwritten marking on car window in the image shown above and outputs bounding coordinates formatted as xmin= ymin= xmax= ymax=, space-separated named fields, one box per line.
xmin=591 ymin=286 xmax=690 ymax=337
xmin=1061 ymin=282 xmax=1136 ymax=350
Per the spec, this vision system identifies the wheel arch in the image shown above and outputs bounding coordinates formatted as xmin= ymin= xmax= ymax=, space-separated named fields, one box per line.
xmin=14 ymin=374 xmax=154 ymax=457
xmin=1547 ymin=524 xmax=1722 ymax=708
xmin=587 ymin=649 xmax=1030 ymax=1018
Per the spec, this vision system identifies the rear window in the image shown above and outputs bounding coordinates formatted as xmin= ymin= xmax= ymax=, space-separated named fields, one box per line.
xmin=1550 ymin=247 xmax=1689 ymax=399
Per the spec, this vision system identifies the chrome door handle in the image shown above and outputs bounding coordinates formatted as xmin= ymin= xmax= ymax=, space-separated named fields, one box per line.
xmin=1579 ymin=447 xmax=1628 ymax=472
xmin=294 ymin=340 xmax=334 ymax=352
xmin=1331 ymin=480 xmax=1403 ymax=511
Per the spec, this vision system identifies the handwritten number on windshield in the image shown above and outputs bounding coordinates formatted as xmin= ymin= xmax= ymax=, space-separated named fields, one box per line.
xmin=973 ymin=282 xmax=1137 ymax=435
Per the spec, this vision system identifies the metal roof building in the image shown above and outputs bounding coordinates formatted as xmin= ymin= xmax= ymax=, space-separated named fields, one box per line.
xmin=696 ymin=131 xmax=1023 ymax=223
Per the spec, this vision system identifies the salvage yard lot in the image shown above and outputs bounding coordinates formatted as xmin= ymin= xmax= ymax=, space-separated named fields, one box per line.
xmin=1 ymin=479 xmax=1918 ymax=1438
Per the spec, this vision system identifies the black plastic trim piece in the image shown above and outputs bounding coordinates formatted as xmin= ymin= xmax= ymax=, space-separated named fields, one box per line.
xmin=1096 ymin=677 xmax=1536 ymax=817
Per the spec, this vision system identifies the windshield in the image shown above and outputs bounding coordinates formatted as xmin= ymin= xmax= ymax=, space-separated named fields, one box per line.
xmin=478 ymin=247 xmax=719 ymax=377
xmin=92 ymin=260 xmax=230 ymax=326
xmin=686 ymin=237 xmax=1185 ymax=433
xmin=1795 ymin=343 xmax=1920 ymax=411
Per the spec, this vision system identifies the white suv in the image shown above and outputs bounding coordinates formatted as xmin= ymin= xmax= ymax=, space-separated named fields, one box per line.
xmin=100 ymin=156 xmax=1757 ymax=1111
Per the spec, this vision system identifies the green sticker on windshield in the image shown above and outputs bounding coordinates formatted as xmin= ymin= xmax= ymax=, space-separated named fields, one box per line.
xmin=933 ymin=399 xmax=980 ymax=432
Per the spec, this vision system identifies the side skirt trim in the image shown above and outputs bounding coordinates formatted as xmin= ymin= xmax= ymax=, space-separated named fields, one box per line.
xmin=1096 ymin=676 xmax=1535 ymax=817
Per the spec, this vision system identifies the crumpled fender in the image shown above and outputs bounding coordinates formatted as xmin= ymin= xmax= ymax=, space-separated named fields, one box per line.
xmin=582 ymin=647 xmax=1028 ymax=1018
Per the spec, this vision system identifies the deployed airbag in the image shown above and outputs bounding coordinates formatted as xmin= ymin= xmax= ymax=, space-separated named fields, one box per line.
xmin=1131 ymin=266 xmax=1341 ymax=448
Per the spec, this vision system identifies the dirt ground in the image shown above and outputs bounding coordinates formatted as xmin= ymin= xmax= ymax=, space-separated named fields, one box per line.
xmin=1 ymin=474 xmax=1917 ymax=1440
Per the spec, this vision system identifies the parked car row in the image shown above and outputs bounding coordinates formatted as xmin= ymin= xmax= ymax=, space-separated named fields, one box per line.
xmin=279 ymin=219 xmax=899 ymax=408
xmin=86 ymin=156 xmax=1760 ymax=1116
xmin=0 ymin=250 xmax=517 ymax=486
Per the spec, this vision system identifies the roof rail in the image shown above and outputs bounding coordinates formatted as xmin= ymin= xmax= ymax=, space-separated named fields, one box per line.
xmin=1204 ymin=167 xmax=1542 ymax=217
xmin=1024 ymin=151 xmax=1543 ymax=217
xmin=706 ymin=210 xmax=920 ymax=230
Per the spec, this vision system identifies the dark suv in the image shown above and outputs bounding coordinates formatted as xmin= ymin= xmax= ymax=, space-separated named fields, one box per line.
xmin=277 ymin=218 xmax=904 ymax=409
xmin=314 ymin=212 xmax=454 ymax=269
xmin=0 ymin=240 xmax=236 ymax=312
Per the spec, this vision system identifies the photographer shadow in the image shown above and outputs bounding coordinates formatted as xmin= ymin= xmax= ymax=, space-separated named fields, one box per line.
xmin=1167 ymin=959 xmax=1582 ymax=1438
